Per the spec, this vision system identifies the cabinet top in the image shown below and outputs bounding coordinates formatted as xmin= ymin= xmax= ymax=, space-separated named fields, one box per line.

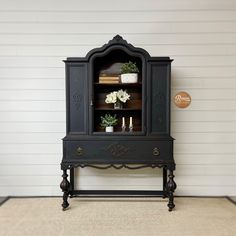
xmin=64 ymin=35 xmax=173 ymax=63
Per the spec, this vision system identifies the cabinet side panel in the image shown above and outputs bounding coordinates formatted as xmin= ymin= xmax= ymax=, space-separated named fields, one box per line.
xmin=66 ymin=63 xmax=87 ymax=134
xmin=149 ymin=63 xmax=170 ymax=134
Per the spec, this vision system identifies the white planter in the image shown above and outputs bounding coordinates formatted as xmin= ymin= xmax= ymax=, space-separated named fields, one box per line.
xmin=121 ymin=73 xmax=138 ymax=83
xmin=105 ymin=126 xmax=114 ymax=132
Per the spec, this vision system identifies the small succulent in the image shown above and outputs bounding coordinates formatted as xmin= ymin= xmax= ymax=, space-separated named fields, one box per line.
xmin=120 ymin=61 xmax=139 ymax=74
xmin=100 ymin=114 xmax=118 ymax=128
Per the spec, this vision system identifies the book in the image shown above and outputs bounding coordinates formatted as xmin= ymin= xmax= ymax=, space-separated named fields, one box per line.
xmin=99 ymin=81 xmax=120 ymax=84
xmin=99 ymin=76 xmax=120 ymax=81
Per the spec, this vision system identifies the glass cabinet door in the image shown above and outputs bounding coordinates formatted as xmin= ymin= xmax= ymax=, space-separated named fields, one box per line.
xmin=90 ymin=50 xmax=145 ymax=135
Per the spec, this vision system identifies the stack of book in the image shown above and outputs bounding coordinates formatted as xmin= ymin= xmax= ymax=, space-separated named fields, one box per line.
xmin=99 ymin=74 xmax=120 ymax=84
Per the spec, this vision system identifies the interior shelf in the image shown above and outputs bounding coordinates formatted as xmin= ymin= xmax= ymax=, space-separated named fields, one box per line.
xmin=94 ymin=82 xmax=142 ymax=87
xmin=92 ymin=131 xmax=144 ymax=135
xmin=94 ymin=108 xmax=142 ymax=111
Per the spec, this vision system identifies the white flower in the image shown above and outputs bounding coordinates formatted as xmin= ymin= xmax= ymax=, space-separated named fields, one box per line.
xmin=105 ymin=91 xmax=117 ymax=104
xmin=117 ymin=90 xmax=130 ymax=103
xmin=105 ymin=90 xmax=131 ymax=104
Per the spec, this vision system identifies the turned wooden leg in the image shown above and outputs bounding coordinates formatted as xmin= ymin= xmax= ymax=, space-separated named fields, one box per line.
xmin=162 ymin=167 xmax=167 ymax=198
xmin=167 ymin=170 xmax=177 ymax=211
xmin=60 ymin=169 xmax=70 ymax=211
xmin=69 ymin=168 xmax=74 ymax=198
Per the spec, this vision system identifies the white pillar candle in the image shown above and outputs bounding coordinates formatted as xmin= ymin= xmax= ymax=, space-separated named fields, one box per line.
xmin=129 ymin=117 xmax=133 ymax=126
xmin=122 ymin=117 xmax=125 ymax=126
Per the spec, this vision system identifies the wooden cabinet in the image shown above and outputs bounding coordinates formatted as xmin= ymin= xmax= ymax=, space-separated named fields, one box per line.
xmin=60 ymin=35 xmax=176 ymax=211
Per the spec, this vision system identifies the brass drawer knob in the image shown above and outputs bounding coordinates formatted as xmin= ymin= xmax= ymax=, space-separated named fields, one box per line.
xmin=76 ymin=147 xmax=83 ymax=156
xmin=153 ymin=147 xmax=160 ymax=156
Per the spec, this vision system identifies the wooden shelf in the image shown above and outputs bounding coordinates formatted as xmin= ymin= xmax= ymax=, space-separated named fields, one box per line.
xmin=94 ymin=82 xmax=142 ymax=87
xmin=92 ymin=131 xmax=144 ymax=135
xmin=94 ymin=108 xmax=141 ymax=111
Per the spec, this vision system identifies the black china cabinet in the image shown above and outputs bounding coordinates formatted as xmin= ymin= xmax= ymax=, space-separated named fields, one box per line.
xmin=60 ymin=35 xmax=176 ymax=211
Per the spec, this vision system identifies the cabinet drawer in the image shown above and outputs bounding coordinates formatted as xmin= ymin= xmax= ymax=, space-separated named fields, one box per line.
xmin=64 ymin=140 xmax=173 ymax=164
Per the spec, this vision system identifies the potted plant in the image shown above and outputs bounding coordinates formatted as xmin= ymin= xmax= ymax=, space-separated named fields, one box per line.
xmin=100 ymin=114 xmax=118 ymax=132
xmin=120 ymin=61 xmax=139 ymax=83
xmin=105 ymin=89 xmax=130 ymax=109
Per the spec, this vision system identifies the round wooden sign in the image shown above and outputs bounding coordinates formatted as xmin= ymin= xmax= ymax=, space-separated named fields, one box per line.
xmin=174 ymin=91 xmax=191 ymax=108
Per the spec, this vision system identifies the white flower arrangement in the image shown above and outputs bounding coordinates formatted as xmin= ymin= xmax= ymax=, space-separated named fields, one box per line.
xmin=105 ymin=89 xmax=130 ymax=104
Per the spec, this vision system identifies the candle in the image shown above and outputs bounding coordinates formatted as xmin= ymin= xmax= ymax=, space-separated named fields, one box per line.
xmin=122 ymin=117 xmax=125 ymax=126
xmin=129 ymin=117 xmax=133 ymax=127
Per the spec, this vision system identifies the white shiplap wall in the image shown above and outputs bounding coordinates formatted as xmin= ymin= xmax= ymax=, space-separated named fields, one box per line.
xmin=0 ymin=0 xmax=236 ymax=196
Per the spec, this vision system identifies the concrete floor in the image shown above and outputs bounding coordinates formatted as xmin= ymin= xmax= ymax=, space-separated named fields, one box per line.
xmin=0 ymin=197 xmax=236 ymax=236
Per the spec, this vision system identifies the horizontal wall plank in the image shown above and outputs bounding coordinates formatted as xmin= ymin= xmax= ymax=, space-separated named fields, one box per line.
xmin=0 ymin=123 xmax=65 ymax=133
xmin=0 ymin=186 xmax=61 ymax=196
xmin=1 ymin=100 xmax=236 ymax=112
xmin=0 ymin=154 xmax=61 ymax=165
xmin=1 ymin=153 xmax=236 ymax=165
xmin=1 ymin=66 xmax=236 ymax=78
xmin=1 ymin=121 xmax=236 ymax=133
xmin=0 ymin=79 xmax=64 ymax=89
xmin=1 ymin=45 xmax=236 ymax=57
xmin=173 ymin=133 xmax=236 ymax=143
xmin=0 ymin=90 xmax=65 ymax=101
xmin=1 ymin=176 xmax=235 ymax=187
xmin=0 ymin=67 xmax=63 ymax=79
xmin=175 ymin=186 xmax=236 ymax=196
xmin=0 ymin=164 xmax=235 ymax=176
xmin=0 ymin=110 xmax=235 ymax=123
xmin=172 ymin=67 xmax=236 ymax=77
xmin=172 ymin=89 xmax=236 ymax=100
xmin=0 ymin=101 xmax=65 ymax=111
xmin=172 ymin=122 xmax=236 ymax=133
xmin=1 ymin=0 xmax=235 ymax=11
xmin=0 ymin=112 xmax=65 ymax=122
xmin=0 ymin=185 xmax=233 ymax=196
xmin=0 ymin=144 xmax=60 ymax=154
xmin=1 ymin=55 xmax=236 ymax=69
xmin=2 ymin=88 xmax=236 ymax=101
xmin=1 ymin=10 xmax=236 ymax=23
xmin=175 ymin=143 xmax=236 ymax=154
xmin=172 ymin=78 xmax=236 ymax=89
xmin=0 ymin=133 xmax=235 ymax=144
xmin=1 ymin=22 xmax=236 ymax=34
xmin=173 ymin=100 xmax=236 ymax=111
xmin=0 ymin=78 xmax=235 ymax=91
xmin=1 ymin=33 xmax=236 ymax=47
xmin=172 ymin=111 xmax=236 ymax=122
xmin=0 ymin=133 xmax=62 ymax=144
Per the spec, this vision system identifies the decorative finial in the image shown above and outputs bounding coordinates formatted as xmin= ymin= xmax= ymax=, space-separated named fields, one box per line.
xmin=113 ymin=35 xmax=123 ymax=42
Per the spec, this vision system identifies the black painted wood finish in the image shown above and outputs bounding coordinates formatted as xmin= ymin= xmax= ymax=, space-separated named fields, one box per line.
xmin=60 ymin=35 xmax=176 ymax=211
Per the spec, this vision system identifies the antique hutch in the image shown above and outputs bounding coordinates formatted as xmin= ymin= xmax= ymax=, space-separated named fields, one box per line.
xmin=60 ymin=35 xmax=176 ymax=211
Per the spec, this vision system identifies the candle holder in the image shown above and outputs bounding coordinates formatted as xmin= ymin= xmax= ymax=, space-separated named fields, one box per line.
xmin=129 ymin=125 xmax=133 ymax=132
xmin=121 ymin=125 xmax=126 ymax=132
xmin=121 ymin=117 xmax=126 ymax=132
xmin=129 ymin=116 xmax=133 ymax=132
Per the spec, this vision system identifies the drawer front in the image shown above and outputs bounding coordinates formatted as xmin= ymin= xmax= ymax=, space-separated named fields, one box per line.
xmin=64 ymin=140 xmax=173 ymax=164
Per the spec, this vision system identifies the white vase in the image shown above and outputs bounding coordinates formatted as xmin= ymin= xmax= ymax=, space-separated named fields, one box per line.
xmin=105 ymin=126 xmax=114 ymax=132
xmin=121 ymin=73 xmax=138 ymax=83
